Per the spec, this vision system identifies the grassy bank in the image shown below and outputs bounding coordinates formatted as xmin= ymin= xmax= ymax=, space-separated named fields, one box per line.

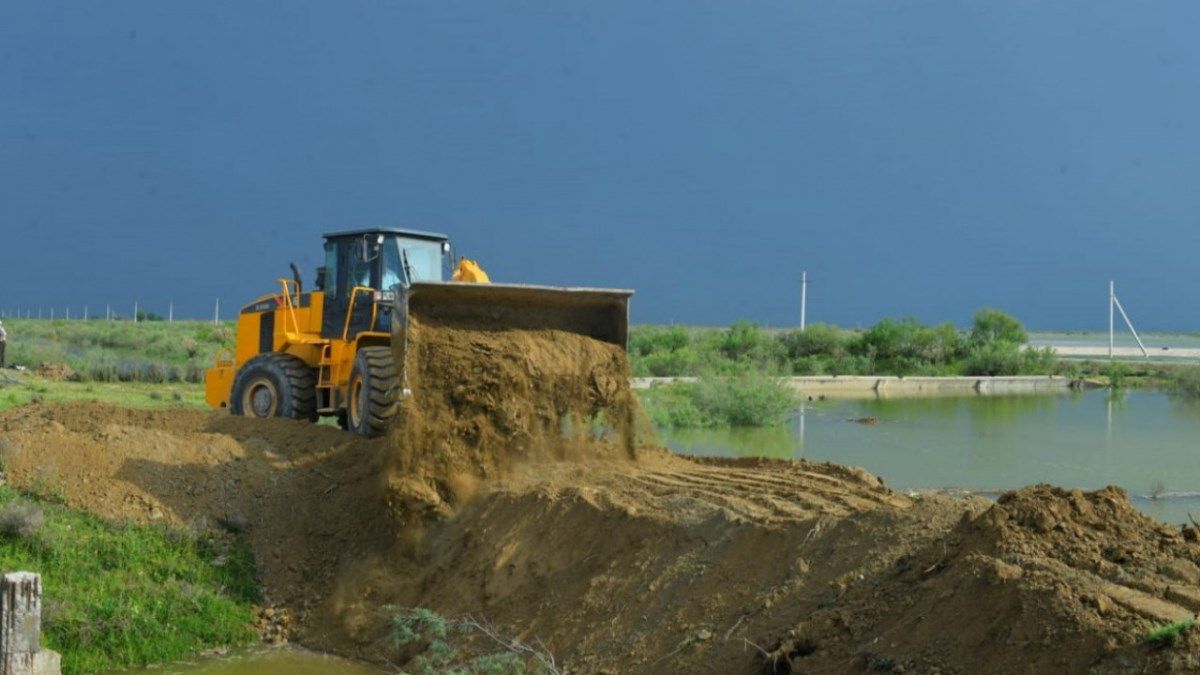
xmin=0 ymin=370 xmax=206 ymax=414
xmin=0 ymin=487 xmax=258 ymax=674
xmin=3 ymin=319 xmax=234 ymax=383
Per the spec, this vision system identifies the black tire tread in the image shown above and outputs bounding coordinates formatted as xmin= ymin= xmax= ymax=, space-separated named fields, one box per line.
xmin=350 ymin=346 xmax=399 ymax=437
xmin=230 ymin=352 xmax=318 ymax=422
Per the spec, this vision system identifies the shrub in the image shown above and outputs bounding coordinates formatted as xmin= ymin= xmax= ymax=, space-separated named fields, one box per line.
xmin=1019 ymin=346 xmax=1058 ymax=374
xmin=694 ymin=372 xmax=796 ymax=426
xmin=1102 ymin=361 xmax=1131 ymax=388
xmin=962 ymin=341 xmax=1022 ymax=376
xmin=850 ymin=318 xmax=965 ymax=374
xmin=638 ymin=384 xmax=715 ymax=428
xmin=712 ymin=321 xmax=783 ymax=367
xmin=970 ymin=308 xmax=1028 ymax=346
xmin=638 ymin=371 xmax=797 ymax=428
xmin=778 ymin=323 xmax=847 ymax=359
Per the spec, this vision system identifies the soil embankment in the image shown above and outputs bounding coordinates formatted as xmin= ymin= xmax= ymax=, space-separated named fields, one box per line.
xmin=2 ymin=316 xmax=1200 ymax=672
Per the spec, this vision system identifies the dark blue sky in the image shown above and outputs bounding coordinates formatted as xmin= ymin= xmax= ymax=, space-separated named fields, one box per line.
xmin=4 ymin=2 xmax=1200 ymax=329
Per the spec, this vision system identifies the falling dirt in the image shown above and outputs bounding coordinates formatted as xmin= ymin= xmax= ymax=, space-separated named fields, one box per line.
xmin=383 ymin=313 xmax=641 ymax=522
xmin=2 ymin=321 xmax=1200 ymax=672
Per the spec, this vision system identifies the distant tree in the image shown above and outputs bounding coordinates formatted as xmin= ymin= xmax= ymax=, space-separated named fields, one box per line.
xmin=970 ymin=308 xmax=1027 ymax=346
xmin=136 ymin=311 xmax=164 ymax=322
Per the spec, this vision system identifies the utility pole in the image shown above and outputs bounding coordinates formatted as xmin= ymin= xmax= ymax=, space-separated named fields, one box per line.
xmin=65 ymin=307 xmax=70 ymax=320
xmin=168 ymin=301 xmax=173 ymax=323
xmin=84 ymin=306 xmax=88 ymax=321
xmin=1109 ymin=281 xmax=1148 ymax=359
xmin=214 ymin=298 xmax=220 ymax=325
xmin=1109 ymin=280 xmax=1114 ymax=360
xmin=133 ymin=301 xmax=138 ymax=324
xmin=800 ymin=271 xmax=808 ymax=331
xmin=106 ymin=304 xmax=111 ymax=321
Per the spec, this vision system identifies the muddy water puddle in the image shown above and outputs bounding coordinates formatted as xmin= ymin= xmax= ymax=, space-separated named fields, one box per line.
xmin=118 ymin=648 xmax=383 ymax=674
xmin=661 ymin=389 xmax=1200 ymax=525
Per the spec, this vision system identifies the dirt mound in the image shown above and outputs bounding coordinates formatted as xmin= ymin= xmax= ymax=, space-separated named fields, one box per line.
xmin=4 ymin=403 xmax=1200 ymax=672
xmin=762 ymin=485 xmax=1200 ymax=674
xmin=384 ymin=315 xmax=641 ymax=520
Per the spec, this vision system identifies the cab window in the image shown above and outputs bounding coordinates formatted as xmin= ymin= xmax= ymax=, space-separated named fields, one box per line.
xmin=323 ymin=243 xmax=338 ymax=299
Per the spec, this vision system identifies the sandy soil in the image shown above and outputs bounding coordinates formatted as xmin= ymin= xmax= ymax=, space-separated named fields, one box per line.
xmin=2 ymin=317 xmax=1199 ymax=672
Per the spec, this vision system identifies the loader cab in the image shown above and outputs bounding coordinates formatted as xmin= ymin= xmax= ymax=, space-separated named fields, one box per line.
xmin=319 ymin=228 xmax=451 ymax=340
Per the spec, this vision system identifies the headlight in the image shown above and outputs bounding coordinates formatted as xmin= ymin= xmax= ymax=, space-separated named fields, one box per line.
xmin=373 ymin=290 xmax=396 ymax=303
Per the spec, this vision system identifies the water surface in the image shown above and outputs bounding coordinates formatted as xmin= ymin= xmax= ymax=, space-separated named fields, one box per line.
xmin=662 ymin=389 xmax=1200 ymax=525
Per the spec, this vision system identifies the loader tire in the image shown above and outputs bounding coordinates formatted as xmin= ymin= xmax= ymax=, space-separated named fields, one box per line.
xmin=230 ymin=353 xmax=318 ymax=422
xmin=347 ymin=346 xmax=399 ymax=438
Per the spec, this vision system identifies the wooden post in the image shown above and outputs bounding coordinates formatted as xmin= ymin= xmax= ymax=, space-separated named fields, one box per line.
xmin=0 ymin=572 xmax=61 ymax=674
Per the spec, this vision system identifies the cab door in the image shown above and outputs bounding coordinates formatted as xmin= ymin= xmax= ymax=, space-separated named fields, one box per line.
xmin=321 ymin=238 xmax=379 ymax=340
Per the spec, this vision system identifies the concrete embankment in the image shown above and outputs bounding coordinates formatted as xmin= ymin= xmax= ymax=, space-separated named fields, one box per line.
xmin=631 ymin=375 xmax=1095 ymax=399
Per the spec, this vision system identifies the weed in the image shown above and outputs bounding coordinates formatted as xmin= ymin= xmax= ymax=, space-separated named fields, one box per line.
xmin=387 ymin=606 xmax=560 ymax=674
xmin=1144 ymin=618 xmax=1194 ymax=647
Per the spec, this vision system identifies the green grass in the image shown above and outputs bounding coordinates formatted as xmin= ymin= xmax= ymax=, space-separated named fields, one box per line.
xmin=1144 ymin=618 xmax=1194 ymax=647
xmin=0 ymin=371 xmax=206 ymax=414
xmin=0 ymin=487 xmax=258 ymax=674
xmin=3 ymin=318 xmax=235 ymax=383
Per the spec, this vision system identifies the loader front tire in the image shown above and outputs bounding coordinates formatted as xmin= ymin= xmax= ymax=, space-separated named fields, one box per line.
xmin=347 ymin=346 xmax=399 ymax=438
xmin=230 ymin=353 xmax=318 ymax=422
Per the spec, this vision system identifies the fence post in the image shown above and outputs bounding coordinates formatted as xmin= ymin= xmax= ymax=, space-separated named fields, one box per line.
xmin=0 ymin=572 xmax=61 ymax=674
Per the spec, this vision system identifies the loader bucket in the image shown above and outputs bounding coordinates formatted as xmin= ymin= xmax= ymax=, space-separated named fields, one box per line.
xmin=391 ymin=281 xmax=633 ymax=390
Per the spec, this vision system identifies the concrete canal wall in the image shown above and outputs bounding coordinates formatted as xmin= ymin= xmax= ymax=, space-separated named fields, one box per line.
xmin=630 ymin=375 xmax=1093 ymax=399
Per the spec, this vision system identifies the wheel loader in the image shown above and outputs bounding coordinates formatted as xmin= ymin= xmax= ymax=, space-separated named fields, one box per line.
xmin=204 ymin=228 xmax=632 ymax=436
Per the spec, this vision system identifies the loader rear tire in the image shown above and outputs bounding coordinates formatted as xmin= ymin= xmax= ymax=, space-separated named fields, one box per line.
xmin=230 ymin=353 xmax=318 ymax=422
xmin=347 ymin=346 xmax=399 ymax=438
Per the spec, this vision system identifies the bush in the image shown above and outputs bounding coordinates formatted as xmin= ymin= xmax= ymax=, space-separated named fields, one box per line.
xmin=962 ymin=341 xmax=1022 ymax=376
xmin=778 ymin=323 xmax=847 ymax=359
xmin=850 ymin=318 xmax=964 ymax=374
xmin=640 ymin=372 xmax=797 ymax=428
xmin=970 ymin=308 xmax=1028 ymax=346
xmin=695 ymin=372 xmax=796 ymax=426
xmin=638 ymin=384 xmax=715 ymax=428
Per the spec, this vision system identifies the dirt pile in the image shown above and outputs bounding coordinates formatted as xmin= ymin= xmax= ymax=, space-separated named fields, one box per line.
xmin=384 ymin=314 xmax=641 ymax=520
xmin=763 ymin=485 xmax=1200 ymax=674
xmin=3 ymin=404 xmax=1200 ymax=672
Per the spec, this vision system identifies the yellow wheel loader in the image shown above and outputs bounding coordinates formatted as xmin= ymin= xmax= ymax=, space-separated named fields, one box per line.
xmin=205 ymin=228 xmax=631 ymax=436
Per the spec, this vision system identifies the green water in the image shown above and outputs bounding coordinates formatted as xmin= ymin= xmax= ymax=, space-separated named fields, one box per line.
xmin=121 ymin=648 xmax=383 ymax=675
xmin=661 ymin=389 xmax=1200 ymax=526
